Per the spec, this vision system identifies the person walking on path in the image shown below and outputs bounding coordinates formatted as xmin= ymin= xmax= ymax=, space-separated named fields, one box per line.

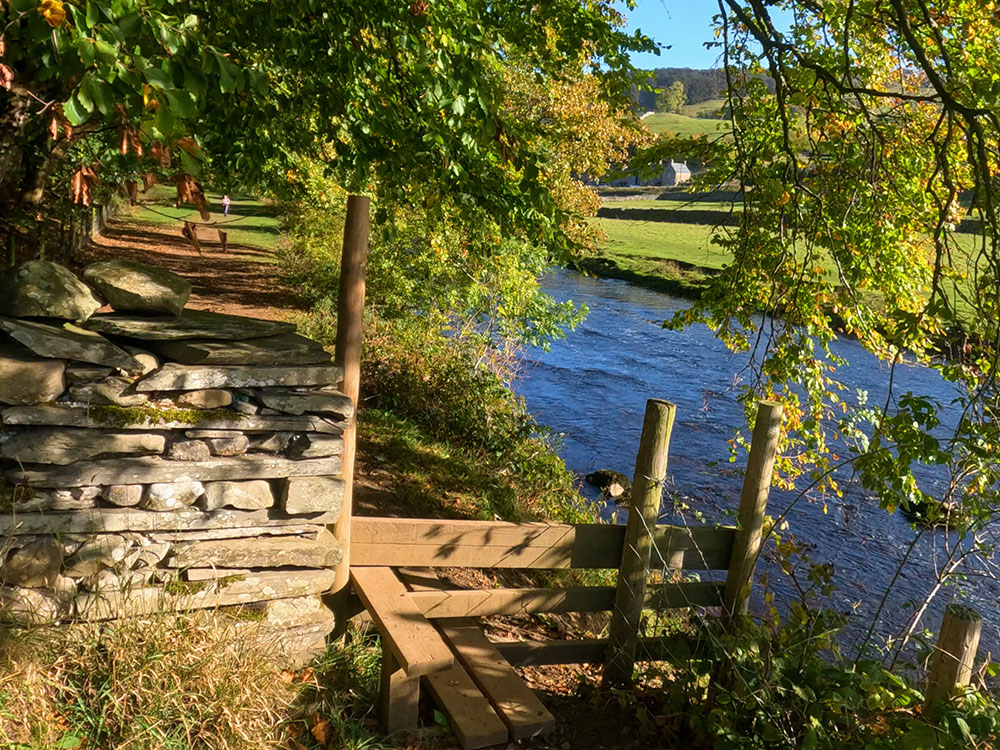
xmin=222 ymin=194 xmax=231 ymax=216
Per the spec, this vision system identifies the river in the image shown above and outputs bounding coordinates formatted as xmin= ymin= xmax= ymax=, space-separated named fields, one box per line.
xmin=513 ymin=269 xmax=1000 ymax=656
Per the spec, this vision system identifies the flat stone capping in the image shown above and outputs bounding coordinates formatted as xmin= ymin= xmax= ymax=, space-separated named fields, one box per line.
xmin=7 ymin=454 xmax=342 ymax=487
xmin=0 ymin=508 xmax=340 ymax=535
xmin=147 ymin=333 xmax=332 ymax=366
xmin=167 ymin=529 xmax=343 ymax=569
xmin=0 ymin=317 xmax=139 ymax=372
xmin=1 ymin=404 xmax=345 ymax=434
xmin=136 ymin=363 xmax=345 ymax=392
xmin=75 ymin=568 xmax=336 ymax=620
xmin=83 ymin=309 xmax=296 ymax=341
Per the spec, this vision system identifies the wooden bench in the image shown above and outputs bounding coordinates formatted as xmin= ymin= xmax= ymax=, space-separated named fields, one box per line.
xmin=348 ymin=401 xmax=781 ymax=749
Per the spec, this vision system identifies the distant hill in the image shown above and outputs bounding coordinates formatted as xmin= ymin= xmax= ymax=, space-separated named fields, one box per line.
xmin=633 ymin=68 xmax=773 ymax=112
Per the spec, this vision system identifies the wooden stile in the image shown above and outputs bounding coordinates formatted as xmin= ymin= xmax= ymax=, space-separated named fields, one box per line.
xmin=722 ymin=401 xmax=782 ymax=626
xmin=351 ymin=399 xmax=779 ymax=743
xmin=399 ymin=568 xmax=512 ymax=749
xmin=604 ymin=399 xmax=677 ymax=687
xmin=349 ymin=567 xmax=453 ymax=676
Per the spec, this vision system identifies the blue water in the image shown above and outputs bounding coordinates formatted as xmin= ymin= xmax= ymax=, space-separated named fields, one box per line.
xmin=513 ymin=269 xmax=999 ymax=656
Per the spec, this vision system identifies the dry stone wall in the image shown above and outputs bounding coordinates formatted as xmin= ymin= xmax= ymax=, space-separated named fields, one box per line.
xmin=0 ymin=259 xmax=350 ymax=665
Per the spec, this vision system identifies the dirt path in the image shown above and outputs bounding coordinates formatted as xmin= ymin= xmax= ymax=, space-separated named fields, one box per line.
xmin=79 ymin=205 xmax=301 ymax=321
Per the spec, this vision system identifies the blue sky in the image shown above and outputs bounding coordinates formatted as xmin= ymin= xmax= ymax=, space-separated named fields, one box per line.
xmin=621 ymin=1 xmax=726 ymax=70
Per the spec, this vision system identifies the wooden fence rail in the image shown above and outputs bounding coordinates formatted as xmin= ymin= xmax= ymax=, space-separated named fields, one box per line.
xmin=351 ymin=517 xmax=735 ymax=570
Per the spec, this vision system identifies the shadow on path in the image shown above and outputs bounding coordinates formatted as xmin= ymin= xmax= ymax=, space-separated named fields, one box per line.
xmin=78 ymin=216 xmax=304 ymax=321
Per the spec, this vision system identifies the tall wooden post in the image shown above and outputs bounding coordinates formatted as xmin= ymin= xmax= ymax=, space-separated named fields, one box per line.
xmin=602 ymin=399 xmax=676 ymax=687
xmin=925 ymin=603 xmax=982 ymax=712
xmin=330 ymin=195 xmax=370 ymax=635
xmin=722 ymin=401 xmax=782 ymax=628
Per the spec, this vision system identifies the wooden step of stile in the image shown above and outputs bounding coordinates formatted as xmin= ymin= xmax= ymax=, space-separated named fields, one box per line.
xmin=396 ymin=568 xmax=510 ymax=749
xmin=421 ymin=661 xmax=510 ymax=749
xmin=348 ymin=567 xmax=453 ymax=676
xmin=438 ymin=618 xmax=557 ymax=740
xmin=398 ymin=568 xmax=555 ymax=743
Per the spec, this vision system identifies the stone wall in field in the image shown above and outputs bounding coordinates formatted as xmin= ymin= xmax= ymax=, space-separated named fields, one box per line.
xmin=0 ymin=259 xmax=350 ymax=665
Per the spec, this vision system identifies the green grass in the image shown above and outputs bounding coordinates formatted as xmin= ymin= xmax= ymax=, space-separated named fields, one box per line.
xmin=127 ymin=187 xmax=282 ymax=252
xmin=642 ymin=112 xmax=731 ymax=138
xmin=680 ymin=98 xmax=727 ymax=118
xmin=600 ymin=199 xmax=741 ymax=211
xmin=594 ymin=214 xmax=983 ymax=329
xmin=596 ymin=217 xmax=726 ymax=269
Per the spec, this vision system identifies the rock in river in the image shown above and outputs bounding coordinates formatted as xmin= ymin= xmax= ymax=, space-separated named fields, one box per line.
xmin=584 ymin=469 xmax=631 ymax=499
xmin=83 ymin=259 xmax=192 ymax=316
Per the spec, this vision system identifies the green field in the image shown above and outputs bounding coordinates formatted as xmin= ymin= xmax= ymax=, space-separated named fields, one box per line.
xmin=596 ymin=218 xmax=723 ymax=267
xmin=680 ymin=98 xmax=727 ymax=118
xmin=642 ymin=112 xmax=731 ymax=138
xmin=127 ymin=189 xmax=282 ymax=252
xmin=594 ymin=210 xmax=982 ymax=323
xmin=601 ymin=198 xmax=741 ymax=211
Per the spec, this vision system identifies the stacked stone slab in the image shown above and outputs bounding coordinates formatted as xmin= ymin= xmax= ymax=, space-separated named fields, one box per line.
xmin=0 ymin=260 xmax=351 ymax=665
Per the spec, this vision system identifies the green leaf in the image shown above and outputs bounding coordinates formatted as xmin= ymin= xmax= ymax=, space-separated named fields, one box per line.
xmin=93 ymin=38 xmax=116 ymax=65
xmin=158 ymin=25 xmax=182 ymax=55
xmin=179 ymin=148 xmax=202 ymax=177
xmin=216 ymin=54 xmax=238 ymax=94
xmin=117 ymin=12 xmax=141 ymax=38
xmin=78 ymin=39 xmax=95 ymax=66
xmin=144 ymin=66 xmax=175 ymax=90
xmin=164 ymin=89 xmax=197 ymax=119
xmin=90 ymin=79 xmax=115 ymax=116
xmin=900 ymin=724 xmax=939 ymax=750
xmin=153 ymin=104 xmax=177 ymax=138
xmin=54 ymin=736 xmax=83 ymax=749
xmin=85 ymin=2 xmax=100 ymax=29
xmin=74 ymin=85 xmax=95 ymax=117
xmin=183 ymin=68 xmax=207 ymax=102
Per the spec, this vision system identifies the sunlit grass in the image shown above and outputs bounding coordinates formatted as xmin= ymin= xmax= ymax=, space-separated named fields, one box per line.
xmin=643 ymin=112 xmax=731 ymax=138
xmin=600 ymin=198 xmax=742 ymax=211
xmin=126 ymin=189 xmax=282 ymax=252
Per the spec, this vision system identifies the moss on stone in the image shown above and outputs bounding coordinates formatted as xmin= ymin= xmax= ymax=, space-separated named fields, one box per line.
xmin=231 ymin=601 xmax=267 ymax=622
xmin=88 ymin=404 xmax=243 ymax=428
xmin=162 ymin=579 xmax=209 ymax=596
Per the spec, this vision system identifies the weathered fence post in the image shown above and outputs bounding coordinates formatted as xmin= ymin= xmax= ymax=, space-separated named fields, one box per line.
xmin=925 ymin=603 xmax=982 ymax=712
xmin=602 ymin=399 xmax=676 ymax=687
xmin=722 ymin=400 xmax=782 ymax=628
xmin=330 ymin=194 xmax=371 ymax=635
